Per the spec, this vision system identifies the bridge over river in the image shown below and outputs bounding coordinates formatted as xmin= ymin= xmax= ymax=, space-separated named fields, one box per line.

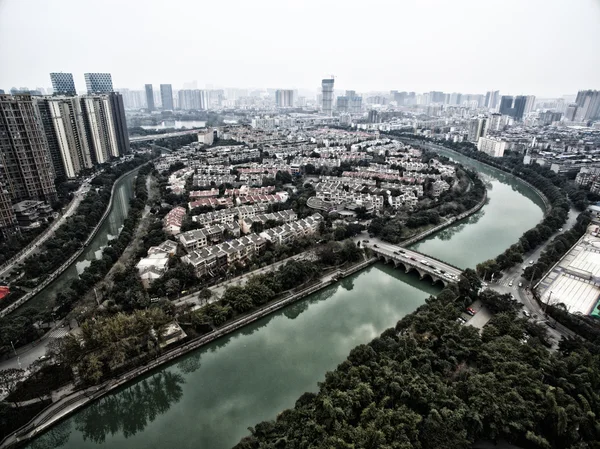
xmin=362 ymin=240 xmax=463 ymax=286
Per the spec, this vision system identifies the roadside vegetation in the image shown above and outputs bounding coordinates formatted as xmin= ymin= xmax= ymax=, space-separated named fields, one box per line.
xmin=0 ymin=154 xmax=158 ymax=358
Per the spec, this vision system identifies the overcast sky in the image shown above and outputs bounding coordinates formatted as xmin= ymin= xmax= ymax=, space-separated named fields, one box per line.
xmin=1 ymin=0 xmax=599 ymax=97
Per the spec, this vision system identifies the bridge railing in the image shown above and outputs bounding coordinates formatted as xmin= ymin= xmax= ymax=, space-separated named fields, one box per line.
xmin=373 ymin=250 xmax=459 ymax=282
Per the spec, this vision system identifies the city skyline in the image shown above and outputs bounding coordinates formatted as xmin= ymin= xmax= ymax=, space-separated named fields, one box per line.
xmin=1 ymin=0 xmax=599 ymax=97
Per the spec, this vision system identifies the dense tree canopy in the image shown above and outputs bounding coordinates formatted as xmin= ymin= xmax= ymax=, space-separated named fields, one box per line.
xmin=235 ymin=280 xmax=600 ymax=449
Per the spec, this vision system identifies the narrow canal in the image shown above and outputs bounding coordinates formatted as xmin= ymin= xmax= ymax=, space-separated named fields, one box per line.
xmin=26 ymin=151 xmax=545 ymax=449
xmin=14 ymin=169 xmax=139 ymax=316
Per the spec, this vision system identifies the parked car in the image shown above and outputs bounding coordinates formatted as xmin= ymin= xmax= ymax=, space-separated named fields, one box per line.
xmin=518 ymin=282 xmax=523 ymax=287
xmin=508 ymin=281 xmax=513 ymax=287
xmin=466 ymin=307 xmax=476 ymax=316
xmin=529 ymin=260 xmax=534 ymax=264
xmin=362 ymin=240 xmax=369 ymax=243
xmin=523 ymin=310 xmax=531 ymax=318
xmin=456 ymin=317 xmax=466 ymax=324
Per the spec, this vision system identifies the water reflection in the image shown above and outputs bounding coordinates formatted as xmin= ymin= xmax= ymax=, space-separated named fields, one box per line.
xmin=26 ymin=264 xmax=439 ymax=449
xmin=74 ymin=371 xmax=184 ymax=444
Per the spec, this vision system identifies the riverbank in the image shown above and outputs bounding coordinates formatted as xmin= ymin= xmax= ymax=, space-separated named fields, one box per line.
xmin=1 ymin=161 xmax=154 ymax=318
xmin=0 ymin=257 xmax=377 ymax=449
xmin=0 ymin=183 xmax=491 ymax=448
xmin=399 ymin=137 xmax=551 ymax=216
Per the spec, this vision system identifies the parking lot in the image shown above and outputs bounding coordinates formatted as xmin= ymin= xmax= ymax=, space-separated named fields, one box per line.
xmin=459 ymin=300 xmax=492 ymax=330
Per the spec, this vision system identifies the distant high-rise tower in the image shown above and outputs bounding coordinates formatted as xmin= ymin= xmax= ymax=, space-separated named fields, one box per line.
xmin=321 ymin=78 xmax=334 ymax=115
xmin=0 ymin=94 xmax=57 ymax=203
xmin=160 ymin=84 xmax=174 ymax=110
xmin=485 ymin=91 xmax=499 ymax=110
xmin=524 ymin=95 xmax=536 ymax=115
xmin=499 ymin=95 xmax=527 ymax=121
xmin=145 ymin=84 xmax=155 ymax=111
xmin=50 ymin=73 xmax=76 ymax=96
xmin=513 ymin=96 xmax=527 ymax=120
xmin=84 ymin=73 xmax=113 ymax=94
xmin=574 ymin=90 xmax=600 ymax=122
xmin=275 ymin=90 xmax=294 ymax=107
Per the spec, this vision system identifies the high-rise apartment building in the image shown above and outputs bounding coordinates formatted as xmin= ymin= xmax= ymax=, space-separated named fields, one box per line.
xmin=35 ymin=93 xmax=128 ymax=178
xmin=0 ymin=94 xmax=57 ymax=203
xmin=336 ymin=96 xmax=349 ymax=113
xmin=275 ymin=90 xmax=294 ymax=107
xmin=50 ymin=72 xmax=76 ymax=96
xmin=499 ymin=95 xmax=527 ymax=121
xmin=160 ymin=84 xmax=174 ymax=110
xmin=477 ymin=137 xmax=506 ymax=158
xmin=485 ymin=91 xmax=499 ymax=109
xmin=321 ymin=78 xmax=334 ymax=115
xmin=468 ymin=117 xmax=488 ymax=142
xmin=565 ymin=104 xmax=579 ymax=121
xmin=178 ymin=89 xmax=204 ymax=110
xmin=145 ymin=84 xmax=155 ymax=111
xmin=84 ymin=73 xmax=113 ymax=94
xmin=80 ymin=93 xmax=129 ymax=165
xmin=35 ymin=97 xmax=92 ymax=179
xmin=524 ymin=95 xmax=536 ymax=115
xmin=574 ymin=90 xmax=600 ymax=122
xmin=0 ymin=185 xmax=17 ymax=237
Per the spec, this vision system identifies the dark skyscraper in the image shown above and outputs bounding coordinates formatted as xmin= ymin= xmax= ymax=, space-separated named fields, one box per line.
xmin=145 ymin=84 xmax=155 ymax=111
xmin=574 ymin=90 xmax=600 ymax=122
xmin=160 ymin=84 xmax=174 ymax=110
xmin=108 ymin=92 xmax=130 ymax=155
xmin=0 ymin=94 xmax=57 ymax=203
xmin=499 ymin=95 xmax=526 ymax=121
xmin=499 ymin=96 xmax=514 ymax=116
xmin=50 ymin=72 xmax=76 ymax=95
xmin=84 ymin=73 xmax=113 ymax=94
xmin=513 ymin=96 xmax=527 ymax=121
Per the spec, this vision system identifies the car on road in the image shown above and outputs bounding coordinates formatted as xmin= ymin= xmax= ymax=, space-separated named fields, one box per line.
xmin=393 ymin=251 xmax=399 ymax=255
xmin=466 ymin=307 xmax=476 ymax=316
xmin=559 ymin=228 xmax=563 ymax=232
xmin=523 ymin=310 xmax=531 ymax=318
xmin=362 ymin=240 xmax=369 ymax=243
xmin=399 ymin=249 xmax=405 ymax=254
xmin=409 ymin=256 xmax=416 ymax=261
xmin=456 ymin=317 xmax=466 ymax=324
xmin=373 ymin=244 xmax=378 ymax=248
xmin=529 ymin=260 xmax=534 ymax=264
xmin=508 ymin=281 xmax=513 ymax=287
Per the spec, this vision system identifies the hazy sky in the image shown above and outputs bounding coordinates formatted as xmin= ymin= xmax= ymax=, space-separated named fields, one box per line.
xmin=1 ymin=0 xmax=599 ymax=97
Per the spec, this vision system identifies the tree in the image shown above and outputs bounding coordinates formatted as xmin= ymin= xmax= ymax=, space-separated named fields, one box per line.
xmin=199 ymin=288 xmax=212 ymax=305
xmin=165 ymin=278 xmax=181 ymax=297
xmin=0 ymin=368 xmax=24 ymax=398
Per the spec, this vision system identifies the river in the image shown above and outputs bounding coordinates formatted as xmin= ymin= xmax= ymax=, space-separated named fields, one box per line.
xmin=25 ymin=151 xmax=545 ymax=449
xmin=14 ymin=170 xmax=139 ymax=316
